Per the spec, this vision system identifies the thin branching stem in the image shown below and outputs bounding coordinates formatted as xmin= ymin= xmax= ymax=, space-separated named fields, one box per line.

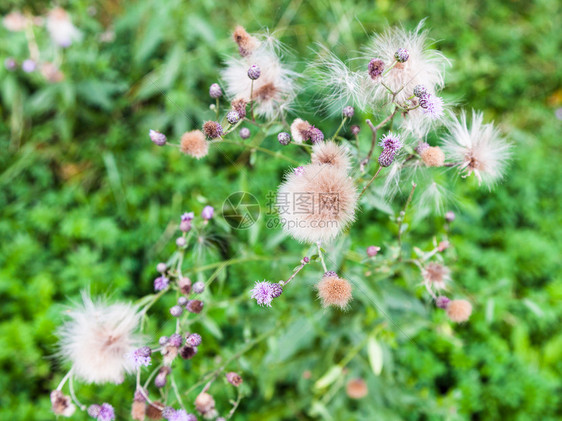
xmin=397 ymin=182 xmax=417 ymax=261
xmin=358 ymin=165 xmax=382 ymax=199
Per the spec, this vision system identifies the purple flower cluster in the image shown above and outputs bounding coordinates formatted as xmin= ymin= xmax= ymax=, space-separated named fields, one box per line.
xmin=250 ymin=281 xmax=283 ymax=307
xmin=128 ymin=346 xmax=152 ymax=368
xmin=378 ymin=132 xmax=403 ymax=167
xmin=88 ymin=403 xmax=115 ymax=421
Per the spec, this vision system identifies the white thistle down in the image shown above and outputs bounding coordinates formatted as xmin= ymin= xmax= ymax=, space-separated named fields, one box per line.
xmin=364 ymin=20 xmax=449 ymax=104
xmin=57 ymin=293 xmax=144 ymax=384
xmin=222 ymin=32 xmax=298 ymax=120
xmin=46 ymin=8 xmax=81 ymax=48
xmin=442 ymin=110 xmax=511 ymax=186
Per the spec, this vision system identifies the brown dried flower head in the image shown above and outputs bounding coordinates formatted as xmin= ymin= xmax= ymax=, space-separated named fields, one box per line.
xmin=131 ymin=400 xmax=146 ymax=421
xmin=422 ymin=262 xmax=451 ymax=290
xmin=446 ymin=299 xmax=472 ymax=323
xmin=316 ymin=273 xmax=353 ymax=309
xmin=290 ymin=118 xmax=312 ymax=144
xmin=180 ymin=130 xmax=209 ymax=159
xmin=195 ymin=392 xmax=216 ymax=415
xmin=231 ymin=98 xmax=248 ymax=119
xmin=233 ymin=25 xmax=260 ymax=57
xmin=146 ymin=401 xmax=164 ymax=420
xmin=421 ymin=146 xmax=445 ymax=167
xmin=50 ymin=390 xmax=76 ymax=417
xmin=226 ymin=371 xmax=243 ymax=387
xmin=346 ymin=378 xmax=368 ymax=399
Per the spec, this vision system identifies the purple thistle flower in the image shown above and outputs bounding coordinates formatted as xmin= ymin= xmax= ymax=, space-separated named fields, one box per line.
xmin=159 ymin=336 xmax=169 ymax=346
xmin=247 ymin=64 xmax=261 ymax=80
xmin=181 ymin=212 xmax=194 ymax=222
xmin=309 ymin=127 xmax=324 ymax=144
xmin=192 ymin=281 xmax=205 ymax=294
xmin=277 ymin=132 xmax=291 ymax=145
xmin=176 ymin=237 xmax=186 ymax=247
xmin=97 ymin=403 xmax=115 ymax=421
xmin=226 ymin=111 xmax=240 ymax=124
xmin=22 ymin=59 xmax=36 ymax=73
xmin=294 ymin=166 xmax=305 ymax=176
xmin=351 ymin=125 xmax=361 ymax=135
xmin=419 ymin=94 xmax=444 ymax=119
xmin=394 ymin=48 xmax=409 ymax=63
xmin=185 ymin=333 xmax=202 ymax=347
xmin=168 ymin=409 xmax=196 ymax=421
xmin=128 ymin=346 xmax=152 ymax=368
xmin=378 ymin=133 xmax=403 ymax=152
xmin=270 ymin=283 xmax=283 ymax=298
xmin=149 ymin=130 xmax=167 ymax=146
xmin=413 ymin=84 xmax=428 ymax=98
xmin=170 ymin=305 xmax=183 ymax=317
xmin=378 ymin=148 xmax=396 ymax=167
xmin=154 ymin=276 xmax=169 ymax=291
xmin=368 ymin=58 xmax=385 ymax=80
xmin=342 ymin=106 xmax=355 ymax=118
xmin=250 ymin=281 xmax=276 ymax=307
xmin=435 ymin=296 xmax=451 ymax=309
xmin=201 ymin=205 xmax=214 ymax=220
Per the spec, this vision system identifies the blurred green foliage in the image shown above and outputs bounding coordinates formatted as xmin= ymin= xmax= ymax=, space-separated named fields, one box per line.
xmin=0 ymin=0 xmax=561 ymax=420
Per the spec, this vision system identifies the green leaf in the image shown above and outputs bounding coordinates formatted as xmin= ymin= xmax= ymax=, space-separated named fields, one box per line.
xmin=367 ymin=336 xmax=383 ymax=376
xmin=314 ymin=365 xmax=342 ymax=390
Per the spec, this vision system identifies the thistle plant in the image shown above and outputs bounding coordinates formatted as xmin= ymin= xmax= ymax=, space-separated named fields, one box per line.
xmin=44 ymin=21 xmax=513 ymax=419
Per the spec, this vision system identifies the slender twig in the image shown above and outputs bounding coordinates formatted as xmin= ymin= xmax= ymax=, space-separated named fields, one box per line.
xmin=56 ymin=369 xmax=73 ymax=391
xmin=365 ymin=107 xmax=399 ymax=162
xmin=170 ymin=375 xmax=186 ymax=410
xmin=332 ymin=117 xmax=347 ymax=140
xmin=358 ymin=166 xmax=382 ymax=199
xmin=69 ymin=375 xmax=86 ymax=411
xmin=249 ymin=80 xmax=255 ymax=122
xmin=215 ymin=98 xmax=219 ymax=120
xmin=227 ymin=388 xmax=244 ymax=419
xmin=282 ymin=259 xmax=308 ymax=287
xmin=218 ymin=139 xmax=300 ymax=165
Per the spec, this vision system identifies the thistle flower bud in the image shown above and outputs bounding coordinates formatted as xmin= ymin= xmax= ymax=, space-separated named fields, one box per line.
xmin=22 ymin=59 xmax=36 ymax=73
xmin=435 ymin=296 xmax=450 ymax=309
xmin=88 ymin=405 xmax=101 ymax=418
xmin=446 ymin=299 xmax=472 ymax=322
xmin=445 ymin=211 xmax=455 ymax=222
xmin=378 ymin=133 xmax=403 ymax=167
xmin=179 ymin=277 xmax=192 ymax=295
xmin=179 ymin=345 xmax=198 ymax=360
xmin=366 ymin=245 xmax=381 ymax=257
xmin=192 ymin=281 xmax=205 ymax=294
xmin=4 ymin=58 xmax=17 ymax=71
xmin=209 ymin=83 xmax=222 ymax=98
xmin=89 ymin=403 xmax=115 ymax=421
xmin=201 ymin=206 xmax=214 ymax=220
xmin=180 ymin=220 xmax=192 ymax=232
xmin=183 ymin=333 xmax=201 ymax=347
xmin=177 ymin=296 xmax=188 ymax=306
xmin=154 ymin=367 xmax=171 ymax=388
xmin=186 ymin=300 xmax=204 ymax=313
xmin=239 ymin=127 xmax=250 ymax=139
xmin=202 ymin=121 xmax=223 ymax=139
xmin=176 ymin=237 xmax=186 ymax=248
xmin=368 ymin=58 xmax=385 ymax=80
xmin=277 ymin=132 xmax=291 ymax=145
xmin=149 ymin=130 xmax=167 ymax=146
xmin=226 ymin=372 xmax=243 ymax=387
xmin=170 ymin=305 xmax=183 ymax=317
xmin=226 ymin=111 xmax=240 ymax=124
xmin=438 ymin=240 xmax=450 ymax=252
xmin=394 ymin=48 xmax=409 ymax=63
xmin=154 ymin=276 xmax=169 ymax=291
xmin=247 ymin=64 xmax=261 ymax=80
xmin=194 ymin=393 xmax=215 ymax=415
xmin=156 ymin=262 xmax=167 ymax=273
xmin=159 ymin=336 xmax=169 ymax=346
xmin=270 ymin=283 xmax=283 ymax=298
xmin=351 ymin=125 xmax=361 ymax=135
xmin=302 ymin=256 xmax=310 ymax=264
xmin=181 ymin=212 xmax=194 ymax=222
xmin=413 ymin=84 xmax=427 ymax=97
xmin=51 ymin=390 xmax=76 ymax=417
xmin=161 ymin=407 xmax=174 ymax=418
xmin=378 ymin=149 xmax=397 ymax=167
xmin=231 ymin=98 xmax=248 ymax=119
xmin=128 ymin=346 xmax=152 ymax=368
xmin=342 ymin=106 xmax=355 ymax=118
xmin=309 ymin=127 xmax=325 ymax=144
xmin=169 ymin=333 xmax=183 ymax=347
xmin=324 ymin=271 xmax=338 ymax=278
xmin=346 ymin=378 xmax=368 ymax=399
xmin=421 ymin=146 xmax=445 ymax=167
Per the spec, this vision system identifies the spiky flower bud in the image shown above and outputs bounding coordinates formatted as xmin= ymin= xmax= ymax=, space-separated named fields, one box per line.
xmin=247 ymin=64 xmax=261 ymax=80
xmin=226 ymin=111 xmax=240 ymax=124
xmin=51 ymin=390 xmax=76 ymax=417
xmin=180 ymin=220 xmax=191 ymax=232
xmin=159 ymin=336 xmax=169 ymax=346
xmin=278 ymin=132 xmax=291 ymax=145
xmin=154 ymin=276 xmax=169 ymax=291
xmin=202 ymin=121 xmax=223 ymax=139
xmin=209 ymin=83 xmax=222 ymax=98
xmin=4 ymin=58 xmax=17 ymax=71
xmin=324 ymin=271 xmax=338 ymax=278
xmin=176 ymin=237 xmax=186 ymax=247
xmin=169 ymin=333 xmax=182 ymax=347
xmin=378 ymin=149 xmax=396 ymax=167
xmin=316 ymin=274 xmax=352 ymax=309
xmin=445 ymin=211 xmax=455 ymax=222
xmin=438 ymin=240 xmax=450 ymax=252
xmin=302 ymin=256 xmax=310 ymax=264
xmin=342 ymin=106 xmax=355 ymax=118
xmin=177 ymin=296 xmax=188 ymax=306
xmin=170 ymin=305 xmax=183 ymax=317
xmin=309 ymin=127 xmax=324 ymax=144
xmin=186 ymin=300 xmax=204 ymax=313
xmin=156 ymin=262 xmax=167 ymax=273
xmin=239 ymin=127 xmax=250 ymax=139
xmin=179 ymin=277 xmax=192 ymax=295
xmin=378 ymin=133 xmax=403 ymax=167
xmin=435 ymin=296 xmax=450 ymax=309
xmin=270 ymin=283 xmax=283 ymax=298
xmin=154 ymin=367 xmax=171 ymax=388
xmin=413 ymin=84 xmax=427 ymax=97
xmin=226 ymin=372 xmax=243 ymax=387
xmin=128 ymin=346 xmax=152 ymax=368
xmin=368 ymin=58 xmax=385 ymax=80
xmin=351 ymin=125 xmax=361 ymax=135
xmin=179 ymin=345 xmax=198 ymax=360
xmin=366 ymin=246 xmax=381 ymax=257
xmin=192 ymin=281 xmax=205 ymax=294
xmin=394 ymin=48 xmax=409 ymax=63
xmin=231 ymin=98 xmax=248 ymax=119
xmin=186 ymin=333 xmax=202 ymax=347
xmin=149 ymin=130 xmax=167 ymax=146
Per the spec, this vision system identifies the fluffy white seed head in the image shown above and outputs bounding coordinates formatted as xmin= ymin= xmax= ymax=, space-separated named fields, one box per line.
xmin=277 ymin=164 xmax=357 ymax=243
xmin=442 ymin=110 xmax=511 ymax=186
xmin=311 ymin=141 xmax=351 ymax=172
xmin=222 ymin=32 xmax=298 ymax=120
xmin=57 ymin=292 xmax=143 ymax=384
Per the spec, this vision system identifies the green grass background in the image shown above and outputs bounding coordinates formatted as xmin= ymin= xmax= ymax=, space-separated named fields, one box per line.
xmin=0 ymin=0 xmax=561 ymax=419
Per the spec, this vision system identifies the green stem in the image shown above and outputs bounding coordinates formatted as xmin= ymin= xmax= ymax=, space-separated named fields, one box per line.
xmin=317 ymin=242 xmax=328 ymax=272
xmin=397 ymin=182 xmax=417 ymax=262
xmin=358 ymin=165 xmax=382 ymax=199
xmin=332 ymin=117 xmax=347 ymax=140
